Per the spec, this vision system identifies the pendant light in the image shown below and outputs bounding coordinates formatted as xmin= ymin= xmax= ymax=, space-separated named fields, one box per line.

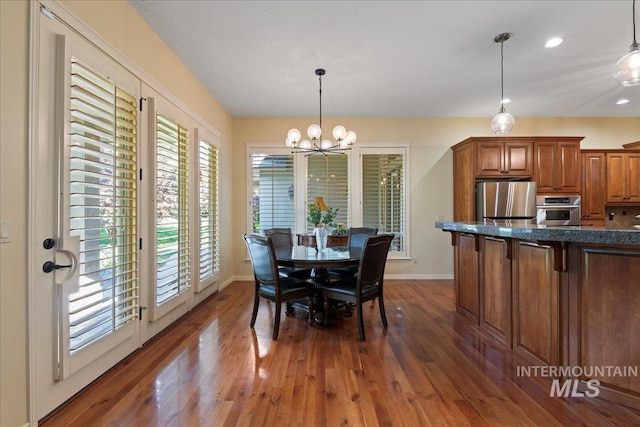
xmin=286 ymin=69 xmax=357 ymax=155
xmin=491 ymin=33 xmax=515 ymax=135
xmin=614 ymin=0 xmax=640 ymax=86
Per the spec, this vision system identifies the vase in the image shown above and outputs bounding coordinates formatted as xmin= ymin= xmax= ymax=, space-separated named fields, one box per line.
xmin=314 ymin=225 xmax=328 ymax=252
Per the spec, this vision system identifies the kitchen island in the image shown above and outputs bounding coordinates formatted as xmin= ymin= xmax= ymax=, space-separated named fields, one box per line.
xmin=436 ymin=220 xmax=640 ymax=409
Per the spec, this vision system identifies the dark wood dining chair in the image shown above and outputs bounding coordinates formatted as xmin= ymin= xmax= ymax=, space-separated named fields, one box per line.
xmin=243 ymin=234 xmax=316 ymax=340
xmin=263 ymin=228 xmax=312 ymax=280
xmin=327 ymin=227 xmax=378 ymax=279
xmin=322 ymin=233 xmax=394 ymax=341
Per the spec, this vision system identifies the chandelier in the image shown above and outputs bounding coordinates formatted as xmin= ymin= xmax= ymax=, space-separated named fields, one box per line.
xmin=285 ymin=69 xmax=357 ymax=155
xmin=491 ymin=33 xmax=515 ymax=135
xmin=614 ymin=0 xmax=640 ymax=86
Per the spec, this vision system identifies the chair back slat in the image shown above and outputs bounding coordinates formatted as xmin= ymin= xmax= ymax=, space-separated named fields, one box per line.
xmin=357 ymin=234 xmax=393 ymax=287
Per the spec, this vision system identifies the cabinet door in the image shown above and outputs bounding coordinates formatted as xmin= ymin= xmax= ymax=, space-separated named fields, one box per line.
xmin=476 ymin=142 xmax=504 ymax=176
xmin=581 ymin=152 xmax=606 ymax=220
xmin=557 ymin=141 xmax=581 ymax=192
xmin=534 ymin=141 xmax=556 ymax=192
xmin=607 ymin=153 xmax=627 ymax=202
xmin=535 ymin=140 xmax=580 ymax=193
xmin=504 ymin=141 xmax=533 ymax=176
xmin=626 ymin=153 xmax=640 ymax=203
xmin=480 ymin=236 xmax=512 ymax=346
xmin=455 ymin=233 xmax=479 ymax=323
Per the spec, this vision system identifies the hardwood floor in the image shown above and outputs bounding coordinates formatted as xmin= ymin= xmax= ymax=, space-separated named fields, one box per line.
xmin=40 ymin=280 xmax=640 ymax=426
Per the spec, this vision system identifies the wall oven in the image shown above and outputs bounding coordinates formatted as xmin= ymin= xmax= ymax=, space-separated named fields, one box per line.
xmin=536 ymin=195 xmax=581 ymax=226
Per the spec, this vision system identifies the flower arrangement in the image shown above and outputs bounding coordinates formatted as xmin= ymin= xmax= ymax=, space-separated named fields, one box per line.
xmin=331 ymin=223 xmax=349 ymax=235
xmin=307 ymin=202 xmax=338 ymax=227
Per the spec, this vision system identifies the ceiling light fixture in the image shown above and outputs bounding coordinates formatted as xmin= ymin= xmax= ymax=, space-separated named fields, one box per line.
xmin=491 ymin=33 xmax=515 ymax=135
xmin=617 ymin=98 xmax=630 ymax=104
xmin=545 ymin=37 xmax=563 ymax=48
xmin=614 ymin=0 xmax=640 ymax=86
xmin=285 ymin=69 xmax=357 ymax=155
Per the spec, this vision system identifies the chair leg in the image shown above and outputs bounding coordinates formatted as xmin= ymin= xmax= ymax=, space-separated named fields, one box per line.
xmin=378 ymin=293 xmax=388 ymax=328
xmin=250 ymin=293 xmax=260 ymax=328
xmin=323 ymin=296 xmax=330 ymax=326
xmin=307 ymin=296 xmax=315 ymax=324
xmin=273 ymin=302 xmax=281 ymax=340
xmin=357 ymin=302 xmax=366 ymax=341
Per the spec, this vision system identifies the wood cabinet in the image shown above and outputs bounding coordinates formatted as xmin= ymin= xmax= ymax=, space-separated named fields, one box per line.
xmin=607 ymin=152 xmax=640 ymax=203
xmin=512 ymin=241 xmax=560 ymax=367
xmin=476 ymin=140 xmax=533 ymax=177
xmin=479 ymin=236 xmax=512 ymax=346
xmin=566 ymin=244 xmax=640 ymax=408
xmin=454 ymin=233 xmax=479 ymax=323
xmin=452 ymin=137 xmax=583 ymax=222
xmin=581 ymin=152 xmax=606 ymax=222
xmin=534 ymin=139 xmax=581 ymax=193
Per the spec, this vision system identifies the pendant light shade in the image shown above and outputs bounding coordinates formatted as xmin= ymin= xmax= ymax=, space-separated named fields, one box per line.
xmin=491 ymin=33 xmax=515 ymax=135
xmin=615 ymin=0 xmax=640 ymax=86
xmin=491 ymin=108 xmax=516 ymax=135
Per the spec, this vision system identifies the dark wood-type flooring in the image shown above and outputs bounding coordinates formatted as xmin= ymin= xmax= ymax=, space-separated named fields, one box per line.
xmin=40 ymin=280 xmax=640 ymax=426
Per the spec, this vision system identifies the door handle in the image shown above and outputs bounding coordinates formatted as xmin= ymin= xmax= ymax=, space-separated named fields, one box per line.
xmin=42 ymin=261 xmax=72 ymax=273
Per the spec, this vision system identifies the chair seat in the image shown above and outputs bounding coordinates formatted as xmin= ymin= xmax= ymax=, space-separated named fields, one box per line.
xmin=326 ymin=265 xmax=358 ymax=279
xmin=278 ymin=266 xmax=312 ymax=280
xmin=259 ymin=277 xmax=315 ymax=299
xmin=323 ymin=279 xmax=379 ymax=299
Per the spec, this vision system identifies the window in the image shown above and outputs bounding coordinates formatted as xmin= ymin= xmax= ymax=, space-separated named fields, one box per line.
xmin=361 ymin=150 xmax=406 ymax=255
xmin=246 ymin=145 xmax=409 ymax=258
xmin=68 ymin=58 xmax=138 ymax=353
xmin=197 ymin=137 xmax=219 ymax=290
xmin=307 ymin=155 xmax=349 ymax=231
xmin=155 ymin=113 xmax=189 ymax=305
xmin=250 ymin=150 xmax=295 ymax=233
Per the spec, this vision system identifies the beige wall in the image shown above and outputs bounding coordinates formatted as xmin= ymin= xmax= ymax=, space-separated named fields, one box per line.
xmin=232 ymin=117 xmax=640 ymax=279
xmin=0 ymin=1 xmax=30 ymax=425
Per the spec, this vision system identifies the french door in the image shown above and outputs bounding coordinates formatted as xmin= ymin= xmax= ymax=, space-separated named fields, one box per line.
xmin=32 ymin=10 xmax=142 ymax=419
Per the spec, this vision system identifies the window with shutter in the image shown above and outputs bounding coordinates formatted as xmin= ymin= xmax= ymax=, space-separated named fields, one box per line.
xmin=198 ymin=138 xmax=219 ymax=289
xmin=306 ymin=155 xmax=349 ymax=231
xmin=250 ymin=152 xmax=295 ymax=232
xmin=155 ymin=114 xmax=189 ymax=305
xmin=68 ymin=58 xmax=138 ymax=353
xmin=362 ymin=151 xmax=406 ymax=256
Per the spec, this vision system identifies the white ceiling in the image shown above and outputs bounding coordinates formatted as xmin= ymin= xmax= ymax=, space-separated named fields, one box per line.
xmin=128 ymin=0 xmax=640 ymax=119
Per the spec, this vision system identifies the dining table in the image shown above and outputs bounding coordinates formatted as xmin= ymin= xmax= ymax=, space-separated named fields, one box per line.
xmin=275 ymin=245 xmax=361 ymax=323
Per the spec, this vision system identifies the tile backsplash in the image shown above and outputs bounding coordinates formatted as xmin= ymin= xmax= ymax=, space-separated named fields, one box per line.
xmin=605 ymin=205 xmax=640 ymax=229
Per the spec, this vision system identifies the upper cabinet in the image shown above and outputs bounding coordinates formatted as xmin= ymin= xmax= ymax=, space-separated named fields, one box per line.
xmin=534 ymin=139 xmax=581 ymax=194
xmin=606 ymin=152 xmax=640 ymax=203
xmin=475 ymin=140 xmax=533 ymax=177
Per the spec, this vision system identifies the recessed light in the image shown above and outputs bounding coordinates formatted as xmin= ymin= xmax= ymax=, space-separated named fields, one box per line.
xmin=501 ymin=98 xmax=511 ymax=104
xmin=545 ymin=37 xmax=563 ymax=48
xmin=616 ymin=99 xmax=630 ymax=105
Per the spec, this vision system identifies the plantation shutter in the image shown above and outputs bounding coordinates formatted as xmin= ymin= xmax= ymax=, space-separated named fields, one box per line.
xmin=198 ymin=139 xmax=219 ymax=287
xmin=68 ymin=58 xmax=138 ymax=353
xmin=155 ymin=114 xmax=190 ymax=305
xmin=307 ymin=155 xmax=349 ymax=232
xmin=362 ymin=153 xmax=405 ymax=252
xmin=250 ymin=153 xmax=295 ymax=232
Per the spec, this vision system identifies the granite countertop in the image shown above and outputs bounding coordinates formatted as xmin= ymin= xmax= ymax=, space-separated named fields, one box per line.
xmin=435 ymin=220 xmax=640 ymax=246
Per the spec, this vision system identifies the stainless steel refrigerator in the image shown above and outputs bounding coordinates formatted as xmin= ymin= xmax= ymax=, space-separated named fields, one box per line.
xmin=476 ymin=181 xmax=537 ymax=220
